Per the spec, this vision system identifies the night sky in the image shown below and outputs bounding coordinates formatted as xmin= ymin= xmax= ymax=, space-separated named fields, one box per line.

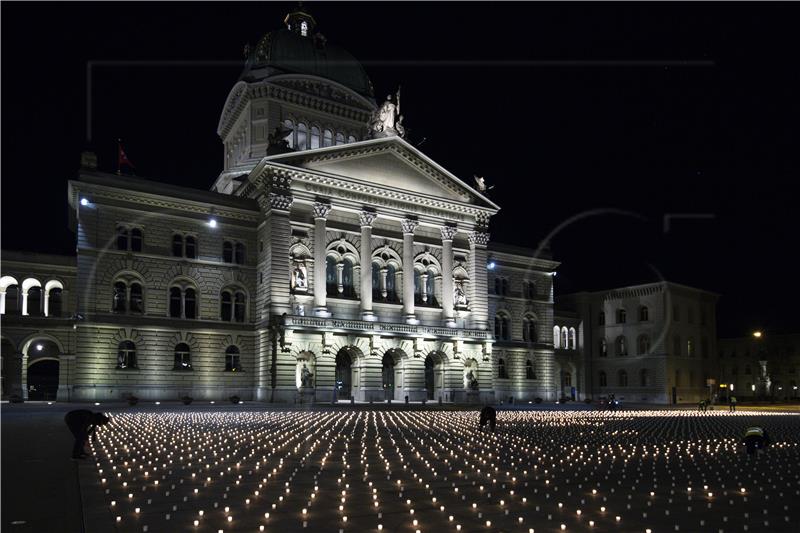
xmin=2 ymin=2 xmax=798 ymax=337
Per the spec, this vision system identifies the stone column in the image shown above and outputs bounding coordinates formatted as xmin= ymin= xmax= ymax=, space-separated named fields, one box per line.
xmin=468 ymin=229 xmax=490 ymax=330
xmin=440 ymin=225 xmax=457 ymax=327
xmin=312 ymin=202 xmax=332 ymax=316
xmin=359 ymin=210 xmax=377 ymax=319
xmin=401 ymin=218 xmax=419 ymax=323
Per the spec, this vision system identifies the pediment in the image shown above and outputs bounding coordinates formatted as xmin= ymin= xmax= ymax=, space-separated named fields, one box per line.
xmin=265 ymin=137 xmax=498 ymax=209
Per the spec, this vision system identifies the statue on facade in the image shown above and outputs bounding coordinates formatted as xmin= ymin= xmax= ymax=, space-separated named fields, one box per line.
xmin=473 ymin=175 xmax=494 ymax=192
xmin=370 ymin=88 xmax=405 ymax=138
xmin=453 ymin=280 xmax=468 ymax=307
xmin=300 ymin=363 xmax=314 ymax=388
xmin=267 ymin=123 xmax=293 ymax=155
xmin=466 ymin=370 xmax=479 ymax=390
xmin=291 ymin=262 xmax=308 ymax=291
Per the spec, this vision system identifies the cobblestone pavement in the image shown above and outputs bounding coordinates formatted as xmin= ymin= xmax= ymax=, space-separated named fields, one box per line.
xmin=78 ymin=408 xmax=800 ymax=532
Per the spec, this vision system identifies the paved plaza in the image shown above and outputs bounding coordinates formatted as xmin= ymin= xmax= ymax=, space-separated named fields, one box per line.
xmin=4 ymin=404 xmax=800 ymax=532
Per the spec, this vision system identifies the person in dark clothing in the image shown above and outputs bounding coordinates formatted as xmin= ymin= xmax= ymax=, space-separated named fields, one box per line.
xmin=742 ymin=426 xmax=771 ymax=456
xmin=479 ymin=406 xmax=497 ymax=431
xmin=64 ymin=410 xmax=110 ymax=459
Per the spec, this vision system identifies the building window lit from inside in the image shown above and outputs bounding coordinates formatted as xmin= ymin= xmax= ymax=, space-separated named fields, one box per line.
xmin=225 ymin=345 xmax=241 ymax=372
xmin=117 ymin=340 xmax=137 ymax=369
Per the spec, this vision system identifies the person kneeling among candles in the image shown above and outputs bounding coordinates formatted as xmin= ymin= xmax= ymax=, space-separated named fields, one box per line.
xmin=479 ymin=405 xmax=497 ymax=432
xmin=64 ymin=409 xmax=110 ymax=459
xmin=742 ymin=426 xmax=770 ymax=457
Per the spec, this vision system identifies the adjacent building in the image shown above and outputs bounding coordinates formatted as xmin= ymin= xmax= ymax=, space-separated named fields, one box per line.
xmin=716 ymin=333 xmax=800 ymax=400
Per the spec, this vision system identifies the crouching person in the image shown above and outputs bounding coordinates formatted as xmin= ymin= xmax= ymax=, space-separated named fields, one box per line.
xmin=65 ymin=409 xmax=110 ymax=459
xmin=743 ymin=426 xmax=770 ymax=457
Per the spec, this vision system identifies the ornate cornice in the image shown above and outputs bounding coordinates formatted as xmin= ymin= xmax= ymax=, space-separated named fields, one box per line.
xmin=76 ymin=184 xmax=259 ymax=223
xmin=440 ymin=225 xmax=458 ymax=241
xmin=250 ymin=82 xmax=373 ymax=123
xmin=359 ymin=210 xmax=378 ymax=227
xmin=401 ymin=218 xmax=419 ymax=235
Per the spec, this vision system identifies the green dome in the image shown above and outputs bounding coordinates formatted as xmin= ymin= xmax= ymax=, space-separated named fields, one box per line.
xmin=241 ymin=27 xmax=374 ymax=100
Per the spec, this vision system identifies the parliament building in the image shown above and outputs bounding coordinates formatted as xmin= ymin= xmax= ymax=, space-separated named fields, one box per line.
xmin=0 ymin=8 xmax=717 ymax=405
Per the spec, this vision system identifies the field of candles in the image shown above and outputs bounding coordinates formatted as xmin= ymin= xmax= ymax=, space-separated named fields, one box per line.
xmin=86 ymin=409 xmax=800 ymax=532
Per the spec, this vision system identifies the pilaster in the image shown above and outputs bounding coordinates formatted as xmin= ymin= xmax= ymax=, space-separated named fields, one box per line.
xmin=401 ymin=217 xmax=419 ymax=323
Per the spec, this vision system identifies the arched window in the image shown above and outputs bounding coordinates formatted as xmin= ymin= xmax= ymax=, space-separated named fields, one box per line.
xmin=599 ymin=338 xmax=608 ymax=357
xmin=234 ymin=242 xmax=245 ymax=265
xmin=561 ymin=327 xmax=568 ymax=350
xmin=494 ymin=277 xmax=501 ymax=295
xmin=522 ymin=317 xmax=537 ymax=342
xmin=117 ymin=340 xmax=137 ymax=369
xmin=563 ymin=372 xmax=572 ymax=387
xmin=223 ymin=241 xmax=234 ymax=263
xmin=283 ymin=119 xmax=295 ymax=148
xmin=618 ymin=369 xmax=628 ymax=387
xmin=526 ymin=360 xmax=536 ymax=379
xmin=640 ymin=368 xmax=649 ymax=387
xmin=569 ymin=327 xmax=577 ymax=349
xmin=116 ymin=227 xmax=129 ymax=251
xmin=172 ymin=234 xmax=184 ymax=257
xmin=342 ymin=259 xmax=355 ymax=297
xmin=524 ymin=281 xmax=537 ymax=299
xmin=220 ymin=291 xmax=232 ymax=321
xmin=325 ymin=257 xmax=337 ymax=296
xmin=185 ymin=236 xmax=197 ymax=259
xmin=169 ymin=287 xmax=182 ymax=318
xmin=599 ymin=371 xmax=607 ymax=387
xmin=3 ymin=284 xmax=20 ymax=315
xmin=425 ymin=273 xmax=435 ymax=305
xmin=184 ymin=288 xmax=197 ymax=319
xmin=335 ymin=132 xmax=345 ymax=145
xmin=225 ymin=345 xmax=241 ymax=372
xmin=129 ymin=283 xmax=143 ymax=314
xmin=323 ymin=129 xmax=333 ymax=147
xmin=234 ymin=291 xmax=246 ymax=322
xmin=616 ymin=309 xmax=626 ymax=324
xmin=598 ymin=311 xmax=605 ymax=326
xmin=113 ymin=282 xmax=127 ymax=313
xmin=637 ymin=335 xmax=650 ymax=355
xmin=495 ymin=316 xmax=502 ymax=338
xmin=347 ymin=135 xmax=356 ymax=143
xmin=639 ymin=306 xmax=649 ymax=321
xmin=673 ymin=335 xmax=681 ymax=356
xmin=498 ymin=358 xmax=508 ymax=379
xmin=687 ymin=338 xmax=694 ymax=357
xmin=553 ymin=326 xmax=561 ymax=348
xmin=296 ymin=123 xmax=308 ymax=150
xmin=386 ymin=264 xmax=397 ymax=301
xmin=616 ymin=336 xmax=627 ymax=356
xmin=130 ymin=228 xmax=143 ymax=252
xmin=310 ymin=126 xmax=321 ymax=149
xmin=174 ymin=343 xmax=191 ymax=370
xmin=414 ymin=270 xmax=422 ymax=297
xmin=495 ymin=314 xmax=510 ymax=340
xmin=48 ymin=287 xmax=63 ymax=317
xmin=27 ymin=287 xmax=43 ymax=316
xmin=371 ymin=262 xmax=381 ymax=299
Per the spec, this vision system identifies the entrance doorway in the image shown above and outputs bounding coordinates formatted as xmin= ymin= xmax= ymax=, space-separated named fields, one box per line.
xmin=27 ymin=360 xmax=59 ymax=400
xmin=424 ymin=356 xmax=435 ymax=399
xmin=335 ymin=349 xmax=353 ymax=400
xmin=382 ymin=352 xmax=395 ymax=400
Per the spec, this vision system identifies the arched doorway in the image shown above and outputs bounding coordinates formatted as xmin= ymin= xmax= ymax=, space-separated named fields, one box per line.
xmin=335 ymin=348 xmax=353 ymax=400
xmin=425 ymin=356 xmax=435 ymax=399
xmin=382 ymin=352 xmax=395 ymax=400
xmin=424 ymin=353 xmax=445 ymax=400
xmin=27 ymin=360 xmax=59 ymax=400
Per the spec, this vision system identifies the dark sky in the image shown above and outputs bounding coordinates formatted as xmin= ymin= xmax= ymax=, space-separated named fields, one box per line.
xmin=2 ymin=2 xmax=798 ymax=337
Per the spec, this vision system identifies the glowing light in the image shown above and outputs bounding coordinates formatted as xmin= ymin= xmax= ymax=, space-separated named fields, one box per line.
xmin=80 ymin=197 xmax=89 ymax=206
xmin=208 ymin=218 xmax=217 ymax=228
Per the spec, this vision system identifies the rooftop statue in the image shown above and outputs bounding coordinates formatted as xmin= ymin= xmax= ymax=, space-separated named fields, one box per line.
xmin=370 ymin=88 xmax=405 ymax=138
xmin=473 ymin=175 xmax=495 ymax=192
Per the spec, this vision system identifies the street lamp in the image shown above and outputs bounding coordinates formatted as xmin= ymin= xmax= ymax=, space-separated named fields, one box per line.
xmin=752 ymin=331 xmax=762 ymax=338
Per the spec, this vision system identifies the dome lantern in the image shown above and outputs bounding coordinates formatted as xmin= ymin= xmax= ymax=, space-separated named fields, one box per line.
xmin=284 ymin=6 xmax=316 ymax=37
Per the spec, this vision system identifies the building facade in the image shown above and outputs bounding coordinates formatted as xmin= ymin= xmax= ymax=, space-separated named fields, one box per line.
xmin=715 ymin=334 xmax=800 ymax=401
xmin=556 ymin=282 xmax=719 ymax=404
xmin=1 ymin=8 xmax=559 ymax=404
